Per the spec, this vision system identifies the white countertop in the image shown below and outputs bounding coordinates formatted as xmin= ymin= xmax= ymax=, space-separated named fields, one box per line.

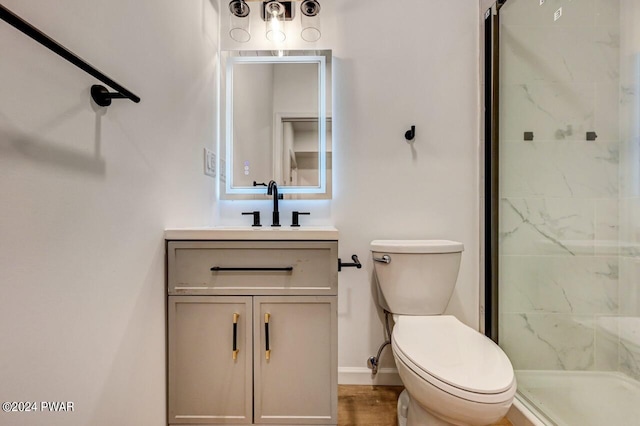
xmin=165 ymin=226 xmax=339 ymax=241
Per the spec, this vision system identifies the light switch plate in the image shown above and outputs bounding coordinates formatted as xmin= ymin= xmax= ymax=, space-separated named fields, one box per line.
xmin=204 ymin=148 xmax=216 ymax=177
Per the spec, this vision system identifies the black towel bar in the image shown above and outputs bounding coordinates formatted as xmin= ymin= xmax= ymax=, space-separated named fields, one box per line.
xmin=211 ymin=266 xmax=294 ymax=272
xmin=0 ymin=4 xmax=140 ymax=107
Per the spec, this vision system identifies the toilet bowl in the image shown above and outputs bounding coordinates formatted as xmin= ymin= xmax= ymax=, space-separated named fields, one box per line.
xmin=393 ymin=315 xmax=516 ymax=426
xmin=370 ymin=240 xmax=516 ymax=426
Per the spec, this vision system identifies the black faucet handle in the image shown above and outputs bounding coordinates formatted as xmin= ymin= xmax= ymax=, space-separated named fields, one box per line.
xmin=253 ymin=181 xmax=267 ymax=187
xmin=242 ymin=211 xmax=262 ymax=227
xmin=291 ymin=211 xmax=310 ymax=227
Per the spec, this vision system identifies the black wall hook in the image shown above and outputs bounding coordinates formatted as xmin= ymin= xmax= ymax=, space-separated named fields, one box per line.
xmin=405 ymin=125 xmax=416 ymax=141
xmin=91 ymin=85 xmax=128 ymax=107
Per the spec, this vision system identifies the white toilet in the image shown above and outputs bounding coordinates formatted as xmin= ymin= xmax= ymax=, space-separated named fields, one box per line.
xmin=370 ymin=240 xmax=516 ymax=426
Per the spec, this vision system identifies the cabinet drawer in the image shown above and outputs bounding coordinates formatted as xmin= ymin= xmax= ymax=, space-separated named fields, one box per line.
xmin=168 ymin=241 xmax=338 ymax=296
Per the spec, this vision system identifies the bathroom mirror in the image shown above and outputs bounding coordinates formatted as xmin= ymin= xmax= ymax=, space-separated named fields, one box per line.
xmin=220 ymin=50 xmax=332 ymax=199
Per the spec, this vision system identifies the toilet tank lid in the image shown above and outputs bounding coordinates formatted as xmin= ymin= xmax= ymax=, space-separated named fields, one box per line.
xmin=370 ymin=240 xmax=464 ymax=254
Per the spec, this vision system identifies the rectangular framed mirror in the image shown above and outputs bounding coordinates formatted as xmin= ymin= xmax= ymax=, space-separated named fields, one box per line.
xmin=220 ymin=50 xmax=332 ymax=199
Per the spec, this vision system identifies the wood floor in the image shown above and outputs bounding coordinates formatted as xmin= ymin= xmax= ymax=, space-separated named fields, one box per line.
xmin=338 ymin=385 xmax=512 ymax=426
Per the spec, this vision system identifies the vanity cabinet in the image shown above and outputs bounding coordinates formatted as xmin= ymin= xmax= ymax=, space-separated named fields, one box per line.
xmin=168 ymin=296 xmax=253 ymax=424
xmin=166 ymin=237 xmax=338 ymax=426
xmin=253 ymin=296 xmax=336 ymax=425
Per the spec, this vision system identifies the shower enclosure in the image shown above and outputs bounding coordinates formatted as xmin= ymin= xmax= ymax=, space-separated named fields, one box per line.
xmin=484 ymin=0 xmax=640 ymax=424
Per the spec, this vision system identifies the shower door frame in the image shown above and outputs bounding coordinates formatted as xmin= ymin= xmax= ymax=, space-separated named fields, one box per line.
xmin=483 ymin=0 xmax=508 ymax=342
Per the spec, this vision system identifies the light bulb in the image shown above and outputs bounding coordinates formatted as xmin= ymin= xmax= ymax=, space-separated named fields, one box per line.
xmin=267 ymin=13 xmax=285 ymax=42
xmin=265 ymin=2 xmax=286 ymax=42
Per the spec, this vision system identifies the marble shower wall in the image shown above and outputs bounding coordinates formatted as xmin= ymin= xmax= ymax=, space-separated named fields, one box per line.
xmin=498 ymin=0 xmax=622 ymax=372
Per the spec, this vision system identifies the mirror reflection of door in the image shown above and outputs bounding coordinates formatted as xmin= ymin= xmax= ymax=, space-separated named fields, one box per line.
xmin=281 ymin=117 xmax=332 ymax=189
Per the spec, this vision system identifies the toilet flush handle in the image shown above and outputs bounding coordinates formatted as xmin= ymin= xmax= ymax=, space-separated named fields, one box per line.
xmin=373 ymin=254 xmax=391 ymax=264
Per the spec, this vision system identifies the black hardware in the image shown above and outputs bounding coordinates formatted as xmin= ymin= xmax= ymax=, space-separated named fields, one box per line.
xmin=254 ymin=180 xmax=282 ymax=227
xmin=524 ymin=131 xmax=534 ymax=141
xmin=265 ymin=322 xmax=269 ymax=350
xmin=404 ymin=125 xmax=416 ymax=141
xmin=90 ymin=85 xmax=127 ymax=107
xmin=268 ymin=180 xmax=281 ymax=227
xmin=586 ymin=131 xmax=598 ymax=141
xmin=211 ymin=266 xmax=293 ymax=271
xmin=0 ymin=5 xmax=140 ymax=107
xmin=233 ymin=318 xmax=238 ymax=353
xmin=483 ymin=6 xmax=499 ymax=342
xmin=338 ymin=254 xmax=362 ymax=272
xmin=291 ymin=211 xmax=310 ymax=227
xmin=264 ymin=314 xmax=271 ymax=358
xmin=242 ymin=211 xmax=262 ymax=227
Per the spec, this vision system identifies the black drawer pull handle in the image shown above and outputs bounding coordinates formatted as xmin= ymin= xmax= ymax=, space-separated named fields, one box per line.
xmin=232 ymin=313 xmax=239 ymax=360
xmin=265 ymin=313 xmax=271 ymax=360
xmin=210 ymin=266 xmax=293 ymax=272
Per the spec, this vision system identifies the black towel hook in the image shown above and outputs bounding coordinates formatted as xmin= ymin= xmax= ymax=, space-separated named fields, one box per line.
xmin=405 ymin=125 xmax=416 ymax=141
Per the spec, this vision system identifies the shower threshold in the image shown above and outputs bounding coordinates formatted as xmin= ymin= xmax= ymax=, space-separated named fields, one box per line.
xmin=515 ymin=370 xmax=640 ymax=426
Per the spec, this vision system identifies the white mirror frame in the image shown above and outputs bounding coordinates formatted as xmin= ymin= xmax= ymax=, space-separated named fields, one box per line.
xmin=225 ymin=55 xmax=327 ymax=195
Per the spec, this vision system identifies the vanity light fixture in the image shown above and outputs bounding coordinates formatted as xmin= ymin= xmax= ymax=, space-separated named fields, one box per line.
xmin=301 ymin=0 xmax=320 ymax=16
xmin=300 ymin=0 xmax=321 ymax=42
xmin=229 ymin=0 xmax=251 ymax=42
xmin=229 ymin=1 xmax=321 ymax=43
xmin=264 ymin=1 xmax=287 ymax=42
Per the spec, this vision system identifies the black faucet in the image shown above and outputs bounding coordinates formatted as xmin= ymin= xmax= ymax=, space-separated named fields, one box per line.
xmin=253 ymin=180 xmax=282 ymax=227
xmin=267 ymin=180 xmax=281 ymax=227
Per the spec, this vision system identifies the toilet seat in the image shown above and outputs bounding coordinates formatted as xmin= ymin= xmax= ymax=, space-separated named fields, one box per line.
xmin=392 ymin=315 xmax=516 ymax=404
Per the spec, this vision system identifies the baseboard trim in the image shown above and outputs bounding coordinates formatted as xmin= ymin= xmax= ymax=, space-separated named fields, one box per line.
xmin=338 ymin=367 xmax=403 ymax=386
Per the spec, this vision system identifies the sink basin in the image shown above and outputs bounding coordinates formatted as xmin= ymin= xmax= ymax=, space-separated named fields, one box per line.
xmin=164 ymin=226 xmax=339 ymax=241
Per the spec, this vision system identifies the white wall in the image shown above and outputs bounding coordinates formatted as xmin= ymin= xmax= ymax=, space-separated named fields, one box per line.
xmin=217 ymin=0 xmax=480 ymax=382
xmin=0 ymin=1 xmax=218 ymax=425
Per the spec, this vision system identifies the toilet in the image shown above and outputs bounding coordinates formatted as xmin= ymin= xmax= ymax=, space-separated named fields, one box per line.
xmin=370 ymin=240 xmax=516 ymax=426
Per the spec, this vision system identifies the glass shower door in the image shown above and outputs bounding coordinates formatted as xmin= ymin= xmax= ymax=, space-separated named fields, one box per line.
xmin=496 ymin=0 xmax=640 ymax=424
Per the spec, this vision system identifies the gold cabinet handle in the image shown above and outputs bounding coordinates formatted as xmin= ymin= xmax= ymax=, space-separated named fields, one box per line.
xmin=264 ymin=313 xmax=271 ymax=360
xmin=232 ymin=313 xmax=239 ymax=360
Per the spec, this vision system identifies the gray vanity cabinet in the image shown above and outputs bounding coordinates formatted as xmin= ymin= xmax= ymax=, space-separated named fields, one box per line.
xmin=166 ymin=239 xmax=338 ymax=426
xmin=253 ymin=296 xmax=337 ymax=425
xmin=168 ymin=296 xmax=253 ymax=424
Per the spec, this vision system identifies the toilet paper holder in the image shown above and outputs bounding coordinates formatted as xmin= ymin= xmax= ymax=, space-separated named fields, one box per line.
xmin=338 ymin=254 xmax=361 ymax=272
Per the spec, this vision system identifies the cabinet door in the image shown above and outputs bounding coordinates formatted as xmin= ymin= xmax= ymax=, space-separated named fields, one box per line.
xmin=253 ymin=296 xmax=337 ymax=425
xmin=168 ymin=296 xmax=252 ymax=424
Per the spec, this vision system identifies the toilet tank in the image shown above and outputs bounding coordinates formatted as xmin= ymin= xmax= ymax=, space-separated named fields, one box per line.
xmin=370 ymin=240 xmax=464 ymax=315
